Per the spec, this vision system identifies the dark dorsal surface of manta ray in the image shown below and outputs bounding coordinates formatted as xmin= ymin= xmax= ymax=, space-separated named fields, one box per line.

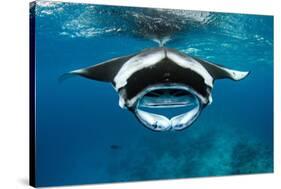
xmin=63 ymin=47 xmax=249 ymax=131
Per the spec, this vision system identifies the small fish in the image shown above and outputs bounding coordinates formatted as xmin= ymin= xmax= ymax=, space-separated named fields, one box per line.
xmin=110 ymin=144 xmax=121 ymax=150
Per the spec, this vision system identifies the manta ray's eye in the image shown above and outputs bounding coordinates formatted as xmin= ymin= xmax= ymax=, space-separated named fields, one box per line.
xmin=134 ymin=85 xmax=202 ymax=131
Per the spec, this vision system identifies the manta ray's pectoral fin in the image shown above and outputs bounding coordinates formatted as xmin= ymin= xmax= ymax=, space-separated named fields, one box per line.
xmin=60 ymin=54 xmax=134 ymax=83
xmin=194 ymin=57 xmax=250 ymax=81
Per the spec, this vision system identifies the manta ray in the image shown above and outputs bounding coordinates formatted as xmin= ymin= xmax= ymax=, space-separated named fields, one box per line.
xmin=63 ymin=47 xmax=249 ymax=131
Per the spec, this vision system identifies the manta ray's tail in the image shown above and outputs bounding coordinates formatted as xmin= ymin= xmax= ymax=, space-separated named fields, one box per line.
xmin=152 ymin=36 xmax=171 ymax=47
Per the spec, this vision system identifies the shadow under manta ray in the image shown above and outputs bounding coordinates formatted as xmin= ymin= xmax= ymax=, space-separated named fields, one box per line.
xmin=61 ymin=47 xmax=249 ymax=131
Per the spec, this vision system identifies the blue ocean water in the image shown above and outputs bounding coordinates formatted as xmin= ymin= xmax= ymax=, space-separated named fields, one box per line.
xmin=32 ymin=1 xmax=273 ymax=187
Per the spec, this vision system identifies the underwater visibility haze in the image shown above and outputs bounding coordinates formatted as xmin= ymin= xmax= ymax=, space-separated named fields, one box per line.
xmin=31 ymin=1 xmax=273 ymax=187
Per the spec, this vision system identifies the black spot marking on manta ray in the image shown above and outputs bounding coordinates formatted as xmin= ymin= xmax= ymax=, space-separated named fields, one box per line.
xmin=123 ymin=58 xmax=211 ymax=100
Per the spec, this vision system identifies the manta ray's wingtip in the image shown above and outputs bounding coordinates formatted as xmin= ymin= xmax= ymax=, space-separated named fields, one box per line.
xmin=230 ymin=70 xmax=250 ymax=81
xmin=58 ymin=69 xmax=83 ymax=83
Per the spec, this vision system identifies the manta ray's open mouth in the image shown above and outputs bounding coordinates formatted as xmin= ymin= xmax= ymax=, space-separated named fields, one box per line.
xmin=133 ymin=84 xmax=203 ymax=131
